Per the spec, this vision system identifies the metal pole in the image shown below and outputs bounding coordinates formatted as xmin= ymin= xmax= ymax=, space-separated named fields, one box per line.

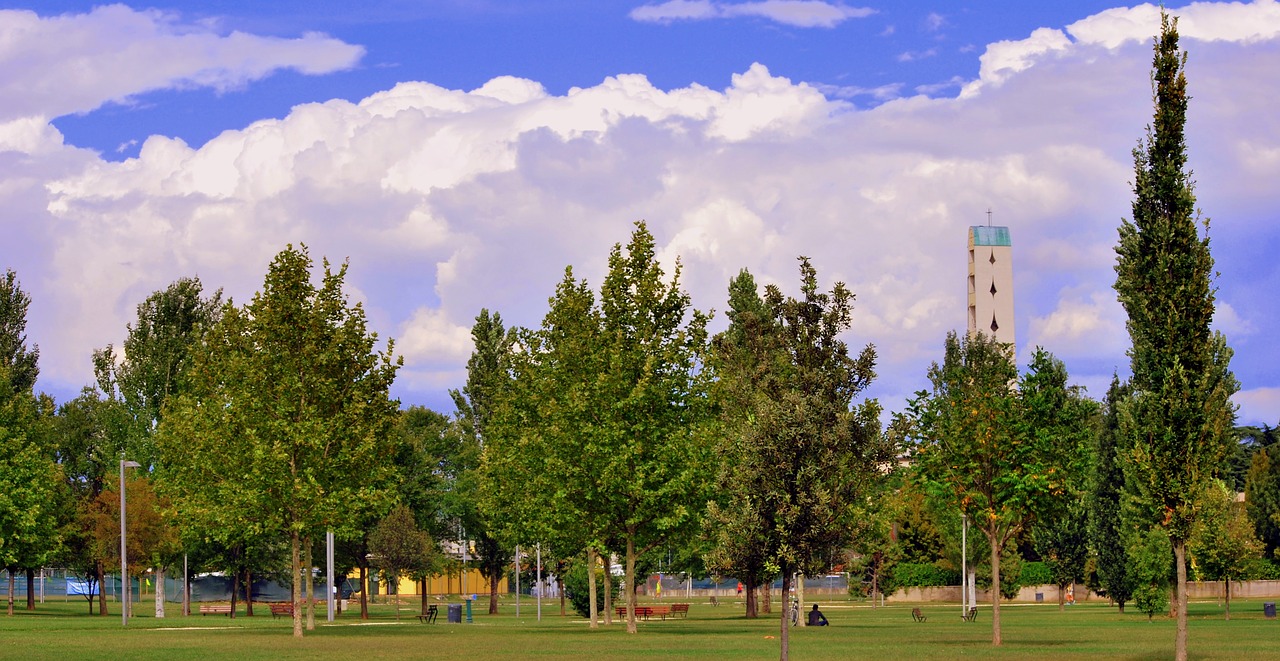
xmin=120 ymin=459 xmax=127 ymax=627
xmin=515 ymin=545 xmax=520 ymax=618
xmin=326 ymin=530 xmax=335 ymax=622
xmin=961 ymin=514 xmax=968 ymax=617
xmin=183 ymin=554 xmax=189 ymax=617
xmin=536 ymin=543 xmax=542 ymax=622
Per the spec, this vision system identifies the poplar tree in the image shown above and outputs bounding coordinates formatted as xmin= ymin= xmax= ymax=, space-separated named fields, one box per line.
xmin=1114 ymin=13 xmax=1238 ymax=660
xmin=1088 ymin=377 xmax=1135 ymax=611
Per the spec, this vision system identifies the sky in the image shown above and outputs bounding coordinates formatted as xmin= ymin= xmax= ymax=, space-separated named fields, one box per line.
xmin=2 ymin=0 xmax=1279 ymax=426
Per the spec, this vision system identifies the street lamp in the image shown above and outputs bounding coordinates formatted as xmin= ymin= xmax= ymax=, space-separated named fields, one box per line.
xmin=120 ymin=459 xmax=140 ymax=627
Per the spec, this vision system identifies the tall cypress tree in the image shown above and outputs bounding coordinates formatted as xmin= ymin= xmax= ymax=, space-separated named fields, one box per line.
xmin=1113 ymin=13 xmax=1238 ymax=660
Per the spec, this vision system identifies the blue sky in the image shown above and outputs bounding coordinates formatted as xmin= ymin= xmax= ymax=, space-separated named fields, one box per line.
xmin=3 ymin=1 xmax=1279 ymax=426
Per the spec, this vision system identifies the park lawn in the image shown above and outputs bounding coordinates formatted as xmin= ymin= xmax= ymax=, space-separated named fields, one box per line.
xmin=2 ymin=596 xmax=1278 ymax=660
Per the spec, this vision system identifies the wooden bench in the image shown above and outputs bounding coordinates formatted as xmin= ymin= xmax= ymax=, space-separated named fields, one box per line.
xmin=962 ymin=607 xmax=978 ymax=622
xmin=708 ymin=596 xmax=719 ymax=607
xmin=269 ymin=602 xmax=293 ymax=619
xmin=200 ymin=604 xmax=233 ymax=616
xmin=911 ymin=607 xmax=926 ymax=622
xmin=615 ymin=605 xmax=673 ymax=621
xmin=417 ymin=605 xmax=438 ymax=623
xmin=671 ymin=603 xmax=690 ymax=618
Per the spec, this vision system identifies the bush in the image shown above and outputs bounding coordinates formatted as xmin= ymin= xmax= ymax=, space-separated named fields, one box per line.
xmin=563 ymin=560 xmax=618 ymax=618
xmin=1019 ymin=561 xmax=1053 ymax=586
xmin=891 ymin=562 xmax=959 ymax=588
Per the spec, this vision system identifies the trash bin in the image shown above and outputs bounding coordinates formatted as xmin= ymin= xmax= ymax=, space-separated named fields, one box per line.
xmin=1035 ymin=593 xmax=1043 ymax=603
xmin=448 ymin=604 xmax=462 ymax=623
xmin=1264 ymin=602 xmax=1276 ymax=619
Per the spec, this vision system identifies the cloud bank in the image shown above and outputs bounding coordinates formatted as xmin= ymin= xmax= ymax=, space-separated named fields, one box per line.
xmin=4 ymin=2 xmax=1280 ymax=426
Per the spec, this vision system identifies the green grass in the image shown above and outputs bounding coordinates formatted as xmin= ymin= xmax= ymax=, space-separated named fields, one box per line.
xmin=3 ymin=595 xmax=1279 ymax=660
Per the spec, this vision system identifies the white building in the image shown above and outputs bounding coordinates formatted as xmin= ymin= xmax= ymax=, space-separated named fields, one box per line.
xmin=967 ymin=225 xmax=1015 ymax=348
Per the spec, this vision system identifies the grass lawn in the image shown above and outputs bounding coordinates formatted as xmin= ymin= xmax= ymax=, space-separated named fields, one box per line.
xmin=3 ymin=595 xmax=1278 ymax=660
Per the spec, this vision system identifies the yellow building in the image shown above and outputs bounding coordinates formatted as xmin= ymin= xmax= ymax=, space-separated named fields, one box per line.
xmin=357 ymin=568 xmax=507 ymax=598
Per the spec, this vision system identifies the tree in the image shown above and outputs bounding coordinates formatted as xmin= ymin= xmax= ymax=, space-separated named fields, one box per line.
xmin=710 ymin=259 xmax=889 ymax=660
xmin=368 ymin=505 xmax=437 ymax=621
xmin=704 ymin=269 xmax=779 ymax=619
xmin=1244 ymin=437 xmax=1280 ymax=559
xmin=0 ymin=271 xmax=59 ymax=616
xmin=156 ymin=245 xmax=402 ymax=637
xmin=1020 ymin=349 xmax=1097 ymax=612
xmin=1132 ymin=528 xmax=1172 ymax=621
xmin=911 ymin=332 xmax=1066 ymax=645
xmin=0 ymin=270 xmax=39 ymax=392
xmin=1189 ymin=479 xmax=1262 ymax=620
xmin=450 ymin=309 xmax=515 ymax=615
xmin=1089 ymin=377 xmax=1135 ymax=611
xmin=1113 ymin=13 xmax=1239 ymax=660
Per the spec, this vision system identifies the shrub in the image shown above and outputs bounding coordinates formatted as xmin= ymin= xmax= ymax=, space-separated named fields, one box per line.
xmin=563 ymin=560 xmax=618 ymax=618
xmin=1019 ymin=561 xmax=1053 ymax=586
xmin=891 ymin=562 xmax=959 ymax=588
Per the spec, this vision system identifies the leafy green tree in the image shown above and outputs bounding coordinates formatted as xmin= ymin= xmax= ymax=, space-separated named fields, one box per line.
xmin=1020 ymin=349 xmax=1097 ymax=611
xmin=1132 ymin=527 xmax=1172 ymax=621
xmin=1113 ymin=13 xmax=1239 ymax=659
xmin=93 ymin=277 xmax=222 ymax=470
xmin=1089 ymin=377 xmax=1135 ymax=611
xmin=369 ymin=504 xmax=437 ymax=621
xmin=1189 ymin=479 xmax=1262 ymax=620
xmin=0 ymin=272 xmax=59 ymax=616
xmin=450 ymin=309 xmax=515 ymax=615
xmin=911 ymin=332 xmax=1066 ymax=645
xmin=1244 ymin=438 xmax=1280 ymax=559
xmin=0 ymin=270 xmax=39 ymax=392
xmin=704 ymin=269 xmax=778 ymax=619
xmin=711 ymin=258 xmax=888 ymax=660
xmin=157 ymin=245 xmax=401 ymax=637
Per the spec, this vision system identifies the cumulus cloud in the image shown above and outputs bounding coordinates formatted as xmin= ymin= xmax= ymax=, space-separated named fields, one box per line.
xmin=0 ymin=5 xmax=363 ymax=122
xmin=630 ymin=0 xmax=874 ymax=28
xmin=5 ymin=1 xmax=1280 ymax=421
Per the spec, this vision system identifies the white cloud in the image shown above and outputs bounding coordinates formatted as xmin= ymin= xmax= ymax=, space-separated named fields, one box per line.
xmin=5 ymin=1 xmax=1280 ymax=421
xmin=630 ymin=1 xmax=874 ymax=28
xmin=0 ymin=5 xmax=363 ymax=122
xmin=1235 ymin=387 xmax=1280 ymax=426
xmin=924 ymin=12 xmax=946 ymax=33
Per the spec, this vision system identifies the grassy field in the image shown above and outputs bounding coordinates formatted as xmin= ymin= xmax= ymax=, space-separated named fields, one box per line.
xmin=3 ymin=595 xmax=1279 ymax=660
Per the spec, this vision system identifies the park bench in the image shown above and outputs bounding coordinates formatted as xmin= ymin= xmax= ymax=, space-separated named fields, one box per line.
xmin=671 ymin=603 xmax=690 ymax=618
xmin=911 ymin=607 xmax=926 ymax=622
xmin=962 ymin=607 xmax=978 ymax=622
xmin=269 ymin=602 xmax=293 ymax=619
xmin=200 ymin=604 xmax=233 ymax=616
xmin=417 ymin=605 xmax=438 ymax=624
xmin=616 ymin=605 xmax=672 ymax=620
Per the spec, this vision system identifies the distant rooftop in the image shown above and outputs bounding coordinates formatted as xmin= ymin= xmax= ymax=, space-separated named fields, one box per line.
xmin=970 ymin=225 xmax=1011 ymax=246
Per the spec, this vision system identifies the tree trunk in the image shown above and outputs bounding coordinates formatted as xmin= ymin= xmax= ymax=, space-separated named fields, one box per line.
xmin=762 ymin=583 xmax=772 ymax=614
xmin=97 ymin=561 xmax=108 ymax=616
xmin=586 ymin=547 xmax=598 ymax=629
xmin=989 ymin=532 xmax=1002 ymax=646
xmin=244 ymin=568 xmax=254 ymax=617
xmin=796 ymin=573 xmax=805 ymax=628
xmin=1174 ymin=540 xmax=1187 ymax=661
xmin=779 ymin=567 xmax=791 ymax=661
xmin=26 ymin=569 xmax=35 ymax=611
xmin=745 ymin=578 xmax=758 ymax=618
xmin=305 ymin=539 xmax=315 ymax=630
xmin=1225 ymin=576 xmax=1231 ymax=621
xmin=358 ymin=564 xmax=369 ymax=620
xmin=155 ymin=566 xmax=165 ymax=618
xmin=871 ymin=554 xmax=879 ymax=609
xmin=625 ymin=537 xmax=637 ymax=634
xmin=7 ymin=570 xmax=14 ymax=616
xmin=603 ymin=552 xmax=613 ymax=626
xmin=229 ymin=569 xmax=238 ymax=619
xmin=489 ymin=570 xmax=500 ymax=614
xmin=291 ymin=531 xmax=303 ymax=637
xmin=1059 ymin=581 xmax=1066 ymax=612
xmin=421 ymin=578 xmax=429 ymax=615
xmin=558 ymin=574 xmax=566 ymax=616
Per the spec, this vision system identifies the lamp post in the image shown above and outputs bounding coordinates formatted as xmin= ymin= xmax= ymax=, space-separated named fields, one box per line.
xmin=120 ymin=459 xmax=140 ymax=627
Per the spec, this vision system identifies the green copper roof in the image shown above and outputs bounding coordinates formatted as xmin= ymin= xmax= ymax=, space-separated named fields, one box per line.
xmin=971 ymin=226 xmax=1011 ymax=246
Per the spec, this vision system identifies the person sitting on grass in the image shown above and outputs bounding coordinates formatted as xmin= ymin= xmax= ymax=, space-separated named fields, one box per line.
xmin=807 ymin=603 xmax=829 ymax=626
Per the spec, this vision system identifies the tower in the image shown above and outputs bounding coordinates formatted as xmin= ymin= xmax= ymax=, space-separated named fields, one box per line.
xmin=967 ymin=224 xmax=1015 ymax=348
